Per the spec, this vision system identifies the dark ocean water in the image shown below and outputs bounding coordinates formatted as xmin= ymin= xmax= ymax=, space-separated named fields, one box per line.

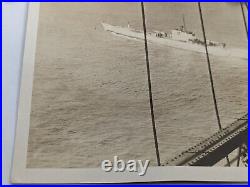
xmin=27 ymin=3 xmax=248 ymax=168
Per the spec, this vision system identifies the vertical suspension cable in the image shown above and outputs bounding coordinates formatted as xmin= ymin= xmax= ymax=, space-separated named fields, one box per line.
xmin=140 ymin=2 xmax=161 ymax=166
xmin=238 ymin=2 xmax=248 ymax=166
xmin=240 ymin=2 xmax=248 ymax=38
xmin=244 ymin=2 xmax=248 ymax=10
xmin=234 ymin=3 xmax=248 ymax=167
xmin=198 ymin=2 xmax=231 ymax=166
xmin=198 ymin=3 xmax=222 ymax=130
xmin=236 ymin=146 xmax=242 ymax=167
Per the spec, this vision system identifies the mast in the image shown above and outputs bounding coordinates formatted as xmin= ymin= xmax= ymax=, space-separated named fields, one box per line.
xmin=182 ymin=14 xmax=186 ymax=31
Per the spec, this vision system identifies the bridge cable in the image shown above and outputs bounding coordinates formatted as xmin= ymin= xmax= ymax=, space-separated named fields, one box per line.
xmin=141 ymin=2 xmax=161 ymax=166
xmin=236 ymin=146 xmax=242 ymax=167
xmin=244 ymin=2 xmax=248 ymax=10
xmin=238 ymin=2 xmax=248 ymax=166
xmin=198 ymin=2 xmax=231 ymax=166
xmin=240 ymin=2 xmax=248 ymax=38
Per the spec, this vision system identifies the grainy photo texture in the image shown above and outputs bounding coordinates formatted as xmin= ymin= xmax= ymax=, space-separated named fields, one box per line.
xmin=27 ymin=2 xmax=248 ymax=169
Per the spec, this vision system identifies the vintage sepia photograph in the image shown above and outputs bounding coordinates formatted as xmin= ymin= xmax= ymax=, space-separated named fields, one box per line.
xmin=11 ymin=2 xmax=248 ymax=183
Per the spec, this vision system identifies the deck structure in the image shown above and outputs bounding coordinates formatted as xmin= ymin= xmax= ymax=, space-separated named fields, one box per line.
xmin=163 ymin=114 xmax=248 ymax=166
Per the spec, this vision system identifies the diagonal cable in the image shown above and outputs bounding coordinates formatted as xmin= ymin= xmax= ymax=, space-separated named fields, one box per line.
xmin=198 ymin=2 xmax=231 ymax=166
xmin=141 ymin=2 xmax=161 ymax=166
xmin=240 ymin=2 xmax=248 ymax=38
